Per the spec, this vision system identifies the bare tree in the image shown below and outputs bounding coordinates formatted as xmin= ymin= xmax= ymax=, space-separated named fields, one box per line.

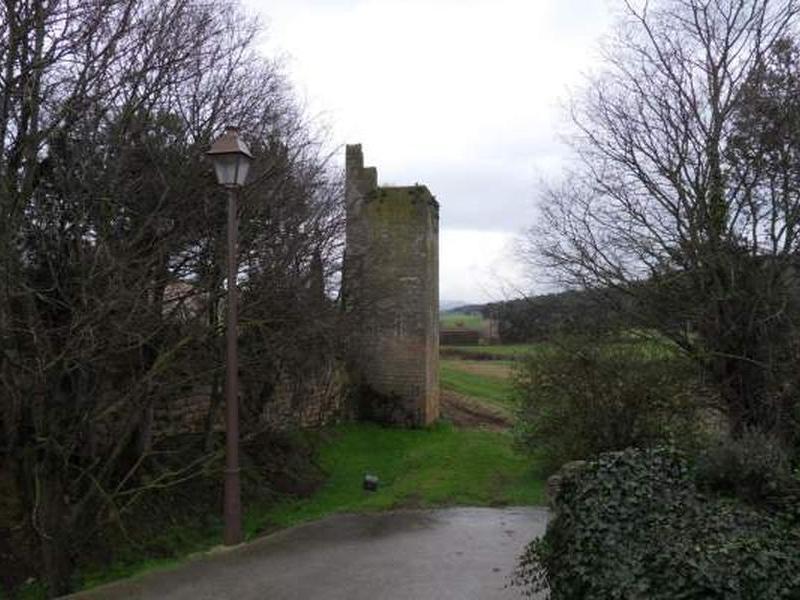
xmin=523 ymin=0 xmax=800 ymax=441
xmin=0 ymin=1 xmax=343 ymax=594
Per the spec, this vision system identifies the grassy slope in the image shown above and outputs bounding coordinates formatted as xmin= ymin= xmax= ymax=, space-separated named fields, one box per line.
xmin=252 ymin=423 xmax=543 ymax=530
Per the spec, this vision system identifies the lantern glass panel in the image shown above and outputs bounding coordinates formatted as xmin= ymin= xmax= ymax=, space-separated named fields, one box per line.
xmin=212 ymin=155 xmax=239 ymax=187
xmin=234 ymin=155 xmax=250 ymax=186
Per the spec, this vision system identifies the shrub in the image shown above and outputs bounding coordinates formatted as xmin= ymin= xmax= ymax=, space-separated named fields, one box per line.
xmin=512 ymin=447 xmax=800 ymax=599
xmin=694 ymin=428 xmax=795 ymax=505
xmin=513 ymin=337 xmax=702 ymax=473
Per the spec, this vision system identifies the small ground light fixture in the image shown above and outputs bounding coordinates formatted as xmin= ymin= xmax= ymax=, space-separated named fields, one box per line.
xmin=363 ymin=474 xmax=379 ymax=492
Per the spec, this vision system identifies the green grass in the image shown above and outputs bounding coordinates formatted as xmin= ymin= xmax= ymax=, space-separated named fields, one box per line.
xmin=80 ymin=557 xmax=186 ymax=591
xmin=440 ymin=361 xmax=516 ymax=410
xmin=77 ymin=515 xmax=226 ymax=590
xmin=442 ymin=343 xmax=548 ymax=359
xmin=246 ymin=422 xmax=543 ymax=530
xmin=440 ymin=311 xmax=485 ymax=331
xmin=443 ymin=337 xmax=678 ymax=361
xmin=4 ymin=582 xmax=49 ymax=600
xmin=441 ymin=358 xmax=514 ymax=377
xmin=609 ymin=334 xmax=681 ymax=360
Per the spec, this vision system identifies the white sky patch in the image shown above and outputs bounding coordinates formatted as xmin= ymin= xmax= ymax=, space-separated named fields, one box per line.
xmin=441 ymin=229 xmax=530 ymax=304
xmin=242 ymin=0 xmax=613 ymax=302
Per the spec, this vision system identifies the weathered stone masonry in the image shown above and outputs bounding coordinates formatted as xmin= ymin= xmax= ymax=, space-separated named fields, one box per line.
xmin=343 ymin=144 xmax=439 ymax=426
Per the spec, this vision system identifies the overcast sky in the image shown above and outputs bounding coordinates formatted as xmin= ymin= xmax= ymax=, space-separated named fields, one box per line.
xmin=242 ymin=0 xmax=613 ymax=303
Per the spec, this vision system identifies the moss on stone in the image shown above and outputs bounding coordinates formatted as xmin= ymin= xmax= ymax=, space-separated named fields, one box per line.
xmin=366 ymin=187 xmax=432 ymax=224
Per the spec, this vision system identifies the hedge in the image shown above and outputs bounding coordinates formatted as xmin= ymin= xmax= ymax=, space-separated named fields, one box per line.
xmin=513 ymin=448 xmax=800 ymax=599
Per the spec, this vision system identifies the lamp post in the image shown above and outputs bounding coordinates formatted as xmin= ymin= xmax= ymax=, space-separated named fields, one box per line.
xmin=207 ymin=126 xmax=253 ymax=546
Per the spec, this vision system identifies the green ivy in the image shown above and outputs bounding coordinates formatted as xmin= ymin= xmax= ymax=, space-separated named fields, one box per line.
xmin=513 ymin=448 xmax=800 ymax=599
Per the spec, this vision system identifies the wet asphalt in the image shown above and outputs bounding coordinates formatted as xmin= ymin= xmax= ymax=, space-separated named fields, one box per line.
xmin=67 ymin=506 xmax=549 ymax=600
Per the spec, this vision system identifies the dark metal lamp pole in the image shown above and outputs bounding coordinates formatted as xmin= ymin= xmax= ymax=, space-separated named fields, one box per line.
xmin=207 ymin=126 xmax=253 ymax=546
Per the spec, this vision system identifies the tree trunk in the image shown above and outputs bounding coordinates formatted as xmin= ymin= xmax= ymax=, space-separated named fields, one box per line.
xmin=203 ymin=372 xmax=223 ymax=452
xmin=38 ymin=467 xmax=73 ymax=597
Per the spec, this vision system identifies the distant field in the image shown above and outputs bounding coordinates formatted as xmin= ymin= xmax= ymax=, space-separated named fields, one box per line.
xmin=441 ymin=344 xmax=548 ymax=360
xmin=438 ymin=336 xmax=678 ymax=417
xmin=440 ymin=359 xmax=516 ymax=411
xmin=442 ymin=359 xmax=513 ymax=379
xmin=439 ymin=311 xmax=485 ymax=331
xmin=441 ymin=337 xmax=678 ymax=361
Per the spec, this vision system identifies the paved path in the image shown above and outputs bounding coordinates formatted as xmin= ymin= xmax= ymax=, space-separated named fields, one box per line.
xmin=68 ymin=507 xmax=549 ymax=600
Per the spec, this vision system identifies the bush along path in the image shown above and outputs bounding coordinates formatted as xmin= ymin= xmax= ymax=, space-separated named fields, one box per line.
xmin=513 ymin=447 xmax=800 ymax=599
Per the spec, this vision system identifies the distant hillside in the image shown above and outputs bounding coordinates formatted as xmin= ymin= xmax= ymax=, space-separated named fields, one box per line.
xmin=464 ymin=289 xmax=628 ymax=343
xmin=442 ymin=303 xmax=484 ymax=315
xmin=440 ymin=300 xmax=471 ymax=311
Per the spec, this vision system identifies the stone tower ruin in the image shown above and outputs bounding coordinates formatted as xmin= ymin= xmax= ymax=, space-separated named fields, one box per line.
xmin=343 ymin=144 xmax=439 ymax=426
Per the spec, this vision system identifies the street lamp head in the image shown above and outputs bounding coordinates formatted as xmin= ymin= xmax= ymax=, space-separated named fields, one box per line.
xmin=207 ymin=126 xmax=253 ymax=188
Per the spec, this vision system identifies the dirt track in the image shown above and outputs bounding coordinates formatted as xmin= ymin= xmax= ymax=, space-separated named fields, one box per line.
xmin=440 ymin=390 xmax=512 ymax=431
xmin=441 ymin=360 xmax=513 ymax=379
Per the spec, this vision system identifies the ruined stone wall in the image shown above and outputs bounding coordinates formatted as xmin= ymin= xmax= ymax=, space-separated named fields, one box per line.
xmin=121 ymin=357 xmax=348 ymax=442
xmin=343 ymin=144 xmax=439 ymax=426
xmin=257 ymin=357 xmax=349 ymax=431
